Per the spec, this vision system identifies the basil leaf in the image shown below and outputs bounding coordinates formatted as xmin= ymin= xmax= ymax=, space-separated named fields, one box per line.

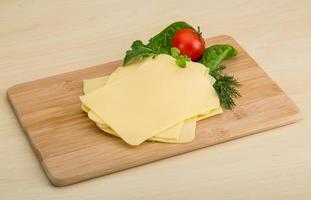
xmin=199 ymin=44 xmax=238 ymax=71
xmin=147 ymin=21 xmax=194 ymax=54
xmin=123 ymin=40 xmax=156 ymax=66
xmin=123 ymin=21 xmax=194 ymax=66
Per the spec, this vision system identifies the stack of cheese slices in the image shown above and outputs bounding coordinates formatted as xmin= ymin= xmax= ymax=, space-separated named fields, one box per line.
xmin=80 ymin=54 xmax=222 ymax=146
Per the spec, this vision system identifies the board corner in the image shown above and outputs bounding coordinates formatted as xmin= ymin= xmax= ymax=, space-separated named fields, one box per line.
xmin=7 ymin=84 xmax=20 ymax=101
xmin=41 ymin=160 xmax=70 ymax=187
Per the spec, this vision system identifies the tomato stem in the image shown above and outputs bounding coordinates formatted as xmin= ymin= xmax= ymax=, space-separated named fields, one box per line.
xmin=196 ymin=26 xmax=202 ymax=37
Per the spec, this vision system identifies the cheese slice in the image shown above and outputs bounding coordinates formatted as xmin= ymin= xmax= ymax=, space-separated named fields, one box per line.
xmin=88 ymin=109 xmax=184 ymax=141
xmin=83 ymin=76 xmax=183 ymax=141
xmin=82 ymin=60 xmax=222 ymax=144
xmin=107 ymin=67 xmax=183 ymax=140
xmin=81 ymin=54 xmax=220 ymax=145
xmin=106 ymin=67 xmax=221 ymax=123
xmin=148 ymin=116 xmax=197 ymax=143
xmin=83 ymin=76 xmax=109 ymax=94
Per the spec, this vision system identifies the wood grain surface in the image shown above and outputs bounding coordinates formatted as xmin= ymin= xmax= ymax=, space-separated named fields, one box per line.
xmin=7 ymin=36 xmax=300 ymax=186
xmin=1 ymin=0 xmax=311 ymax=199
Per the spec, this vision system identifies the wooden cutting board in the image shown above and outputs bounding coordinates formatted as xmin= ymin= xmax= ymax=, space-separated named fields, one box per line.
xmin=7 ymin=35 xmax=300 ymax=186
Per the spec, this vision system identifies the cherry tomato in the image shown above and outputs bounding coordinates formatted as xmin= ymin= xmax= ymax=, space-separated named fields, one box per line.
xmin=172 ymin=28 xmax=205 ymax=61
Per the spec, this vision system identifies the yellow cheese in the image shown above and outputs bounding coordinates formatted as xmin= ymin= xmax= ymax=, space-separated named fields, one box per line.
xmin=96 ymin=120 xmax=195 ymax=144
xmin=83 ymin=76 xmax=183 ymax=141
xmin=107 ymin=67 xmax=183 ymax=140
xmin=88 ymin=109 xmax=184 ymax=141
xmin=107 ymin=61 xmax=219 ymax=124
xmin=82 ymin=60 xmax=222 ymax=144
xmin=177 ymin=116 xmax=197 ymax=142
xmin=81 ymin=54 xmax=220 ymax=145
xmin=107 ymin=63 xmax=140 ymax=83
xmin=81 ymin=104 xmax=90 ymax=112
xmin=197 ymin=107 xmax=223 ymax=121
xmin=148 ymin=116 xmax=197 ymax=143
xmin=96 ymin=123 xmax=117 ymax=136
xmin=83 ymin=76 xmax=109 ymax=94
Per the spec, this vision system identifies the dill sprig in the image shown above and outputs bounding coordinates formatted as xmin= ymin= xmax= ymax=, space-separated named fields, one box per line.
xmin=210 ymin=64 xmax=241 ymax=109
xmin=199 ymin=44 xmax=240 ymax=109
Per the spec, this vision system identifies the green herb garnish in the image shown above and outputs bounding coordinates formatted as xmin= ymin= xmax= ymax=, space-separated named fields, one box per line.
xmin=210 ymin=64 xmax=241 ymax=109
xmin=123 ymin=21 xmax=194 ymax=66
xmin=123 ymin=40 xmax=157 ymax=65
xmin=199 ymin=44 xmax=240 ymax=109
xmin=199 ymin=44 xmax=237 ymax=71
xmin=170 ymin=47 xmax=191 ymax=68
xmin=147 ymin=21 xmax=194 ymax=54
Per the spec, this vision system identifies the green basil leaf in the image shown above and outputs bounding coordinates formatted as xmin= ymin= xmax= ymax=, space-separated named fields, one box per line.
xmin=123 ymin=40 xmax=156 ymax=66
xmin=147 ymin=21 xmax=194 ymax=54
xmin=199 ymin=44 xmax=238 ymax=71
xmin=123 ymin=21 xmax=194 ymax=66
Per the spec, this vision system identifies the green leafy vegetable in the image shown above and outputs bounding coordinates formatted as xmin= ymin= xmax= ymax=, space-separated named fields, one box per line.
xmin=123 ymin=40 xmax=157 ymax=66
xmin=170 ymin=47 xmax=191 ymax=68
xmin=198 ymin=44 xmax=240 ymax=109
xmin=123 ymin=21 xmax=194 ymax=66
xmin=147 ymin=21 xmax=194 ymax=54
xmin=210 ymin=65 xmax=241 ymax=109
xmin=199 ymin=44 xmax=237 ymax=71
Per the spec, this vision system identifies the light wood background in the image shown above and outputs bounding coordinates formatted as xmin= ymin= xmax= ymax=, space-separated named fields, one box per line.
xmin=0 ymin=0 xmax=310 ymax=199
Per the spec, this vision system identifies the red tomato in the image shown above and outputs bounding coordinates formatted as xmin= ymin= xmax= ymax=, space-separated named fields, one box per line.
xmin=172 ymin=28 xmax=205 ymax=61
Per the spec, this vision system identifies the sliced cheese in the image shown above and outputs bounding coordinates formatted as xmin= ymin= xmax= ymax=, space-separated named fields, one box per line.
xmin=107 ymin=67 xmax=183 ymax=140
xmin=88 ymin=109 xmax=184 ymax=141
xmin=83 ymin=76 xmax=109 ymax=94
xmin=81 ymin=54 xmax=220 ymax=145
xmin=197 ymin=107 xmax=223 ymax=121
xmin=83 ymin=76 xmax=183 ymax=141
xmin=148 ymin=116 xmax=197 ymax=143
xmin=82 ymin=59 xmax=222 ymax=144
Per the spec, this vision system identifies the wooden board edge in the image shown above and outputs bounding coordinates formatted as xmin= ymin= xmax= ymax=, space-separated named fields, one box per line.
xmin=41 ymin=159 xmax=64 ymax=186
xmin=7 ymin=89 xmax=76 ymax=187
xmin=42 ymin=111 xmax=302 ymax=187
xmin=6 ymin=60 xmax=122 ymax=93
xmin=7 ymin=90 xmax=44 ymax=161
